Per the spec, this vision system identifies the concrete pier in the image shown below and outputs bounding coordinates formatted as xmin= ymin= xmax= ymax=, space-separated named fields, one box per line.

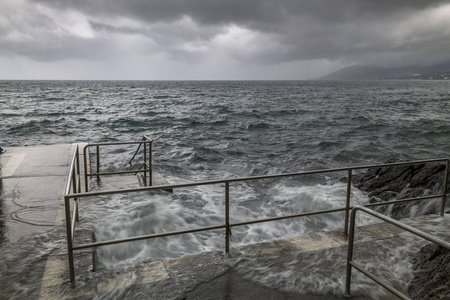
xmin=1 ymin=144 xmax=449 ymax=299
xmin=0 ymin=144 xmax=75 ymax=244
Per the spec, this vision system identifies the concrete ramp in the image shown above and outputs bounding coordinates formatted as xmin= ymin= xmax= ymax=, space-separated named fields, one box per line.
xmin=0 ymin=144 xmax=75 ymax=244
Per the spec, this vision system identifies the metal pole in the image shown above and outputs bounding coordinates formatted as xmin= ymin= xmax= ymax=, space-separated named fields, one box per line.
xmin=83 ymin=146 xmax=89 ymax=192
xmin=96 ymin=145 xmax=100 ymax=183
xmin=344 ymin=206 xmax=357 ymax=297
xmin=441 ymin=159 xmax=449 ymax=216
xmin=344 ymin=169 xmax=352 ymax=235
xmin=225 ymin=181 xmax=230 ymax=253
xmin=75 ymin=146 xmax=81 ymax=194
xmin=72 ymin=170 xmax=79 ymax=222
xmin=75 ymin=145 xmax=80 ymax=181
xmin=143 ymin=141 xmax=147 ymax=186
xmin=72 ymin=168 xmax=77 ymax=195
xmin=149 ymin=140 xmax=153 ymax=186
xmin=64 ymin=196 xmax=75 ymax=283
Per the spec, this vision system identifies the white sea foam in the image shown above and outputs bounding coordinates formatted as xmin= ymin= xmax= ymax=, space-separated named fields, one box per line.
xmin=88 ymin=179 xmax=377 ymax=268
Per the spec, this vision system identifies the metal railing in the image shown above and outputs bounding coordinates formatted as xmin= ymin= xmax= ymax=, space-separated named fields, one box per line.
xmin=83 ymin=136 xmax=152 ymax=192
xmin=64 ymin=157 xmax=449 ymax=283
xmin=344 ymin=206 xmax=450 ymax=299
xmin=65 ymin=144 xmax=82 ymax=278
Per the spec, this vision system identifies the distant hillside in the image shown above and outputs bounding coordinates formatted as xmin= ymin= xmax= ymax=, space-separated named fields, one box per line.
xmin=321 ymin=61 xmax=450 ymax=80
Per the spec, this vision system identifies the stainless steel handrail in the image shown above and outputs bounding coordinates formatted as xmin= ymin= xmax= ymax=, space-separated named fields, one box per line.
xmin=83 ymin=136 xmax=153 ymax=191
xmin=64 ymin=156 xmax=449 ymax=283
xmin=64 ymin=144 xmax=81 ymax=282
xmin=344 ymin=206 xmax=450 ymax=299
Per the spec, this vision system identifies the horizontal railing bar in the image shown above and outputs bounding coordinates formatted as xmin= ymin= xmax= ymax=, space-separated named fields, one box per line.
xmin=66 ymin=158 xmax=449 ymax=199
xmin=232 ymin=193 xmax=443 ymax=230
xmin=223 ymin=158 xmax=448 ymax=183
xmin=85 ymin=140 xmax=152 ymax=147
xmin=364 ymin=194 xmax=444 ymax=208
xmin=87 ymin=169 xmax=150 ymax=177
xmin=353 ymin=206 xmax=450 ymax=249
xmin=349 ymin=261 xmax=410 ymax=300
xmin=231 ymin=207 xmax=347 ymax=227
xmin=349 ymin=158 xmax=448 ymax=170
xmin=72 ymin=224 xmax=227 ymax=250
xmin=66 ymin=180 xmax=226 ymax=198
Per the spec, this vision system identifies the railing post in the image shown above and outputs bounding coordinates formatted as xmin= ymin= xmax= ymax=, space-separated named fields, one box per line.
xmin=75 ymin=145 xmax=80 ymax=182
xmin=441 ymin=159 xmax=449 ymax=216
xmin=83 ymin=146 xmax=89 ymax=192
xmin=143 ymin=141 xmax=148 ymax=186
xmin=225 ymin=181 xmax=230 ymax=253
xmin=149 ymin=139 xmax=153 ymax=186
xmin=72 ymin=169 xmax=79 ymax=222
xmin=96 ymin=144 xmax=100 ymax=183
xmin=344 ymin=207 xmax=357 ymax=297
xmin=344 ymin=169 xmax=352 ymax=235
xmin=64 ymin=196 xmax=75 ymax=283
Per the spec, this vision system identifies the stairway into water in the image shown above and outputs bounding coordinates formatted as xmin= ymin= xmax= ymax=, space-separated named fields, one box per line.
xmin=39 ymin=213 xmax=450 ymax=299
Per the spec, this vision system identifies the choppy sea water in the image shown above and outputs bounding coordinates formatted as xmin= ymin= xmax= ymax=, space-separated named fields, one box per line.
xmin=2 ymin=80 xmax=450 ymax=165
xmin=1 ymin=80 xmax=450 ymax=298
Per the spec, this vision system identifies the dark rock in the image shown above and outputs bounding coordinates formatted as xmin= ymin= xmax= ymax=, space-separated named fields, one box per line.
xmin=351 ymin=159 xmax=448 ymax=219
xmin=408 ymin=243 xmax=450 ymax=300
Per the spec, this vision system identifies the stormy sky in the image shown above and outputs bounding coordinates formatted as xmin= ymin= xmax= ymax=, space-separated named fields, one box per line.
xmin=1 ymin=0 xmax=450 ymax=80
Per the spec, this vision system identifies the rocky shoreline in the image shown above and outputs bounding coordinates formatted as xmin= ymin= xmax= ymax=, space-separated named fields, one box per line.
xmin=351 ymin=159 xmax=448 ymax=219
xmin=350 ymin=159 xmax=449 ymax=299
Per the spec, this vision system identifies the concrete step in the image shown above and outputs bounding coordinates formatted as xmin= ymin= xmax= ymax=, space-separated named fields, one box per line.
xmin=38 ymin=214 xmax=450 ymax=299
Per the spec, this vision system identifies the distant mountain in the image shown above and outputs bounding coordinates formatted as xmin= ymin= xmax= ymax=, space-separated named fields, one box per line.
xmin=320 ymin=61 xmax=450 ymax=80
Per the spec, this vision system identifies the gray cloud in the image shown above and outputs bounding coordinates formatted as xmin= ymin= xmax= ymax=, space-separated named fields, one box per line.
xmin=1 ymin=0 xmax=450 ymax=79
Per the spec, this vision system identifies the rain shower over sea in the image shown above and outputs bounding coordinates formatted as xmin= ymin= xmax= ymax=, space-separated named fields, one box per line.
xmin=1 ymin=80 xmax=450 ymax=297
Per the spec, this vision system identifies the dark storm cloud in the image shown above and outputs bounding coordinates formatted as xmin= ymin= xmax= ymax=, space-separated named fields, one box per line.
xmin=33 ymin=0 xmax=450 ymax=62
xmin=2 ymin=0 xmax=450 ymax=79
xmin=32 ymin=0 xmax=448 ymax=25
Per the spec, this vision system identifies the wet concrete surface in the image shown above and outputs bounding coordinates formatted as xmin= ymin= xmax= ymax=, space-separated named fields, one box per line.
xmin=0 ymin=144 xmax=75 ymax=245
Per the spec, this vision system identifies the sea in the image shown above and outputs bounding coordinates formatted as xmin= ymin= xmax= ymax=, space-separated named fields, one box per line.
xmin=1 ymin=80 xmax=449 ymax=298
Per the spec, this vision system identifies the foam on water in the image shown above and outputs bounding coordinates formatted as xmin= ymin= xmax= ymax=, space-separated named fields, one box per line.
xmin=87 ymin=177 xmax=376 ymax=269
xmin=224 ymin=222 xmax=447 ymax=299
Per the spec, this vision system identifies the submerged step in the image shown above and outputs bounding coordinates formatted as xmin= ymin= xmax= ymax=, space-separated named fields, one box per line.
xmin=92 ymin=172 xmax=172 ymax=192
xmin=39 ymin=214 xmax=450 ymax=299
